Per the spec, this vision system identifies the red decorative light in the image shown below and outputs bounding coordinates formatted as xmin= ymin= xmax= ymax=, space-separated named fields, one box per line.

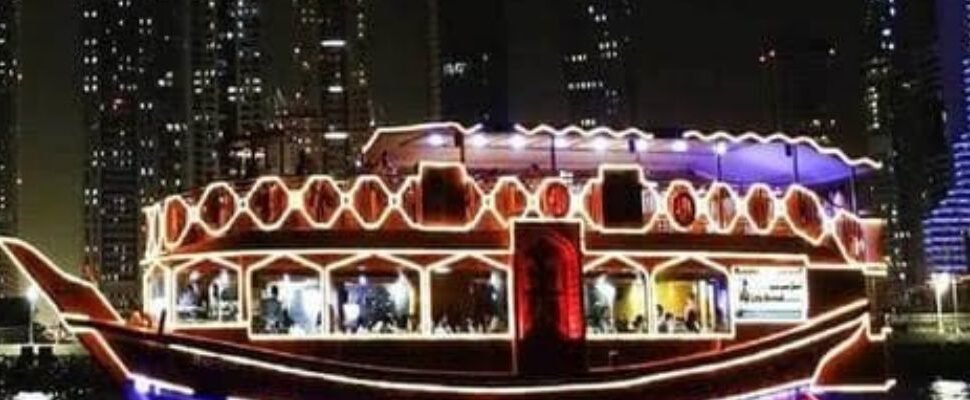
xmin=746 ymin=186 xmax=775 ymax=232
xmin=668 ymin=186 xmax=696 ymax=228
xmin=163 ymin=199 xmax=188 ymax=244
xmin=541 ymin=182 xmax=571 ymax=218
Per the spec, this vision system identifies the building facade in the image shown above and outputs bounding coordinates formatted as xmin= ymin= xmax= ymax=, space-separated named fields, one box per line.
xmin=428 ymin=0 xmax=509 ymax=130
xmin=0 ymin=0 xmax=19 ymax=298
xmin=82 ymin=0 xmax=269 ymax=313
xmin=290 ymin=0 xmax=373 ymax=176
xmin=759 ymin=39 xmax=839 ymax=142
xmin=559 ymin=0 xmax=636 ymax=128
xmin=923 ymin=0 xmax=970 ymax=273
xmin=81 ymin=0 xmax=191 ymax=312
xmin=188 ymin=0 xmax=266 ymax=184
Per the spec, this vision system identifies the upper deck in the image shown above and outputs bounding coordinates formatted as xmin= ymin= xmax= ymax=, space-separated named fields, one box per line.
xmin=142 ymin=123 xmax=883 ymax=266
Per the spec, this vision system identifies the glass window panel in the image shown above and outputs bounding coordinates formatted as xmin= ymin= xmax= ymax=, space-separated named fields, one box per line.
xmin=431 ymin=263 xmax=509 ymax=335
xmin=329 ymin=263 xmax=421 ymax=335
xmin=584 ymin=266 xmax=649 ymax=334
xmin=251 ymin=265 xmax=323 ymax=336
xmin=175 ymin=262 xmax=240 ymax=324
xmin=654 ymin=270 xmax=730 ymax=334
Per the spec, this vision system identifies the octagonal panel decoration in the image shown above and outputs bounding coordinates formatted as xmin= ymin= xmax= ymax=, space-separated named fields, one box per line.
xmin=398 ymin=178 xmax=420 ymax=224
xmin=707 ymin=184 xmax=739 ymax=233
xmin=163 ymin=197 xmax=189 ymax=245
xmin=641 ymin=185 xmax=660 ymax=229
xmin=539 ymin=180 xmax=572 ymax=218
xmin=745 ymin=185 xmax=775 ymax=233
xmin=248 ymin=179 xmax=290 ymax=227
xmin=492 ymin=178 xmax=529 ymax=224
xmin=352 ymin=178 xmax=391 ymax=226
xmin=303 ymin=177 xmax=342 ymax=226
xmin=464 ymin=180 xmax=485 ymax=225
xmin=784 ymin=186 xmax=825 ymax=241
xmin=199 ymin=184 xmax=238 ymax=232
xmin=666 ymin=182 xmax=698 ymax=231
xmin=834 ymin=213 xmax=866 ymax=261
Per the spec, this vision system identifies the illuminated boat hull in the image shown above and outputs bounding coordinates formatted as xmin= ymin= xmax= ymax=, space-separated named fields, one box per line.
xmin=1 ymin=234 xmax=892 ymax=400
xmin=3 ymin=125 xmax=897 ymax=398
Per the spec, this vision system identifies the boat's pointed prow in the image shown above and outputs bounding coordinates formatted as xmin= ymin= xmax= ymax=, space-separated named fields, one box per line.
xmin=0 ymin=237 xmax=122 ymax=324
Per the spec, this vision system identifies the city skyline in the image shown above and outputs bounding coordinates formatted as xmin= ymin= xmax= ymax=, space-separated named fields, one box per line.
xmin=17 ymin=0 xmax=870 ymax=272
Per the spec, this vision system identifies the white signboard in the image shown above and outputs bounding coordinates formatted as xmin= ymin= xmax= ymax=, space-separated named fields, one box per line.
xmin=733 ymin=267 xmax=807 ymax=322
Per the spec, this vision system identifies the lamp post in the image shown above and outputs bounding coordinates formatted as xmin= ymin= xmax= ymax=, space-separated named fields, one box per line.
xmin=932 ymin=273 xmax=951 ymax=334
xmin=953 ymin=276 xmax=961 ymax=334
xmin=25 ymin=285 xmax=38 ymax=345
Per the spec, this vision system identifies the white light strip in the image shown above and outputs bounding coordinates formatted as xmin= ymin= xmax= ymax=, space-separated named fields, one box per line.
xmin=683 ymin=130 xmax=883 ymax=169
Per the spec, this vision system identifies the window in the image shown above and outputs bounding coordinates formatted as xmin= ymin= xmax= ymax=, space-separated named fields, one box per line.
xmin=653 ymin=259 xmax=730 ymax=335
xmin=175 ymin=261 xmax=241 ymax=324
xmin=431 ymin=259 xmax=509 ymax=335
xmin=250 ymin=260 xmax=324 ymax=336
xmin=144 ymin=266 xmax=167 ymax=324
xmin=329 ymin=259 xmax=421 ymax=335
xmin=585 ymin=260 xmax=649 ymax=335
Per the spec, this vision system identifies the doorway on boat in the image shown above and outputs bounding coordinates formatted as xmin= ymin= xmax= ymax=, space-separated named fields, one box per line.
xmin=652 ymin=258 xmax=731 ymax=335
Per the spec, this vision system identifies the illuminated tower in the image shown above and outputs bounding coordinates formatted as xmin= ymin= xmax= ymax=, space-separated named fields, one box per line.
xmin=923 ymin=0 xmax=970 ymax=273
xmin=0 ymin=0 xmax=19 ymax=297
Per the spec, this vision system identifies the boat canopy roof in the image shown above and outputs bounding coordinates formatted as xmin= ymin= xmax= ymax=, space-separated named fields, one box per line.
xmin=361 ymin=122 xmax=881 ymax=187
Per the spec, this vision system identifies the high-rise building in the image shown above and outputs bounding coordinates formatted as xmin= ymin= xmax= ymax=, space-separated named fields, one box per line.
xmin=559 ymin=0 xmax=636 ymax=128
xmin=188 ymin=0 xmax=266 ymax=184
xmin=0 ymin=0 xmax=19 ymax=298
xmin=923 ymin=0 xmax=970 ymax=273
xmin=759 ymin=39 xmax=840 ymax=142
xmin=859 ymin=0 xmax=948 ymax=296
xmin=82 ymin=0 xmax=267 ymax=313
xmin=81 ymin=0 xmax=190 ymax=312
xmin=428 ymin=0 xmax=509 ymax=129
xmin=290 ymin=0 xmax=373 ymax=176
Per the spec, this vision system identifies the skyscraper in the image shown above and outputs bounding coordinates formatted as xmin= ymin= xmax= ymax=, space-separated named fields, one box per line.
xmin=923 ymin=0 xmax=970 ymax=273
xmin=759 ymin=39 xmax=840 ymax=142
xmin=862 ymin=0 xmax=950 ymax=294
xmin=0 ymin=0 xmax=19 ymax=298
xmin=81 ymin=0 xmax=189 ymax=312
xmin=188 ymin=0 xmax=266 ymax=184
xmin=82 ymin=0 xmax=266 ymax=313
xmin=428 ymin=0 xmax=509 ymax=129
xmin=290 ymin=0 xmax=373 ymax=175
xmin=559 ymin=0 xmax=636 ymax=128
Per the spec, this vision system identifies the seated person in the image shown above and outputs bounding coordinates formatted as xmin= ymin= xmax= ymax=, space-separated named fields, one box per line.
xmin=259 ymin=286 xmax=285 ymax=333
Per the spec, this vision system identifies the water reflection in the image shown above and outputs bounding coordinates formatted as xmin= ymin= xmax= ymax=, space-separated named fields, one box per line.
xmin=9 ymin=378 xmax=965 ymax=399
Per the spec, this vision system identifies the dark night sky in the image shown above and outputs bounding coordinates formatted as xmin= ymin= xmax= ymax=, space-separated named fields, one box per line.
xmin=16 ymin=0 xmax=865 ymax=268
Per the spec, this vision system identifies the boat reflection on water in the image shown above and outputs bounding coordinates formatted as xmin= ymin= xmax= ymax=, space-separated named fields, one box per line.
xmin=115 ymin=380 xmax=970 ymax=400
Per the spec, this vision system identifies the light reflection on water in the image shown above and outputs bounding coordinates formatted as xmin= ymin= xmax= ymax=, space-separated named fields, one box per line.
xmin=106 ymin=379 xmax=970 ymax=400
xmin=927 ymin=379 xmax=970 ymax=400
xmin=13 ymin=378 xmax=963 ymax=400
